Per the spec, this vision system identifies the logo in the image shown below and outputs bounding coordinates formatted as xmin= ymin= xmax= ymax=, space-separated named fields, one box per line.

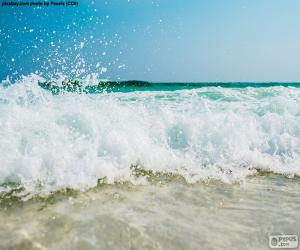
xmin=269 ymin=235 xmax=298 ymax=249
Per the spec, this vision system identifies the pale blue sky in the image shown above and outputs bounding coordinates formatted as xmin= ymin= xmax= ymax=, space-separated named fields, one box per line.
xmin=1 ymin=0 xmax=300 ymax=81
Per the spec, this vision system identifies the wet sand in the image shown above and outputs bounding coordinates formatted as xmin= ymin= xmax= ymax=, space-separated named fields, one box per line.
xmin=0 ymin=174 xmax=299 ymax=250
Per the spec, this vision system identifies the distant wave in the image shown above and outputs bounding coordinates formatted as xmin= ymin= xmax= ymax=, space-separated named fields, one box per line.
xmin=36 ymin=79 xmax=300 ymax=94
xmin=1 ymin=74 xmax=300 ymax=197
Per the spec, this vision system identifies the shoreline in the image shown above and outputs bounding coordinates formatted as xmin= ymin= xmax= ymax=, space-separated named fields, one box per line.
xmin=0 ymin=174 xmax=299 ymax=250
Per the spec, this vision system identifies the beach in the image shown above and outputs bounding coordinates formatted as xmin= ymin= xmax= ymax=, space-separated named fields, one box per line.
xmin=1 ymin=174 xmax=299 ymax=250
xmin=2 ymin=1 xmax=300 ymax=249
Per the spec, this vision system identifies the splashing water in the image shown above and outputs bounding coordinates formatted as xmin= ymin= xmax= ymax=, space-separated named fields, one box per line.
xmin=1 ymin=74 xmax=300 ymax=197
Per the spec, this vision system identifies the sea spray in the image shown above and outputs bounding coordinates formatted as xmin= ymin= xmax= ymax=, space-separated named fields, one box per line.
xmin=1 ymin=74 xmax=300 ymax=196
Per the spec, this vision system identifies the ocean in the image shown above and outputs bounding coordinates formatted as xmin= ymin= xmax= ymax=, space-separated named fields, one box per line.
xmin=0 ymin=75 xmax=300 ymax=249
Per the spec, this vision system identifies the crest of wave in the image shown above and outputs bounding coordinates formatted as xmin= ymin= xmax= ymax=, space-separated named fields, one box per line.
xmin=0 ymin=74 xmax=300 ymax=196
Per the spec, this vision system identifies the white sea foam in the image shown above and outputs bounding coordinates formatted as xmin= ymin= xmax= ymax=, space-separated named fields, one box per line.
xmin=1 ymin=75 xmax=300 ymax=195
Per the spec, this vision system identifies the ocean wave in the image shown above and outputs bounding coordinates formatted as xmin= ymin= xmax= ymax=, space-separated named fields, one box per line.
xmin=1 ymin=74 xmax=300 ymax=197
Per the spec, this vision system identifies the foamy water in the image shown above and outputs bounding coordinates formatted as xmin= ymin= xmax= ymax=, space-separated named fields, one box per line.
xmin=1 ymin=75 xmax=300 ymax=196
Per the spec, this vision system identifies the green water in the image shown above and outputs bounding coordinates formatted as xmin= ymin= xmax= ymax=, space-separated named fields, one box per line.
xmin=37 ymin=80 xmax=300 ymax=94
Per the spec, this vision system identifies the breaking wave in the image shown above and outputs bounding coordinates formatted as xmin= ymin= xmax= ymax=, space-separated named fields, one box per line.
xmin=1 ymin=74 xmax=300 ymax=197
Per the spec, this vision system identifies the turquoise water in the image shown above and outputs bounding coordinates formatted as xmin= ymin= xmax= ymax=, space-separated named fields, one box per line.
xmin=37 ymin=80 xmax=300 ymax=94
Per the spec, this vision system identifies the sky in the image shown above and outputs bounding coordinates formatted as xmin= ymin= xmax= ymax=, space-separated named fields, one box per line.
xmin=0 ymin=0 xmax=300 ymax=82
